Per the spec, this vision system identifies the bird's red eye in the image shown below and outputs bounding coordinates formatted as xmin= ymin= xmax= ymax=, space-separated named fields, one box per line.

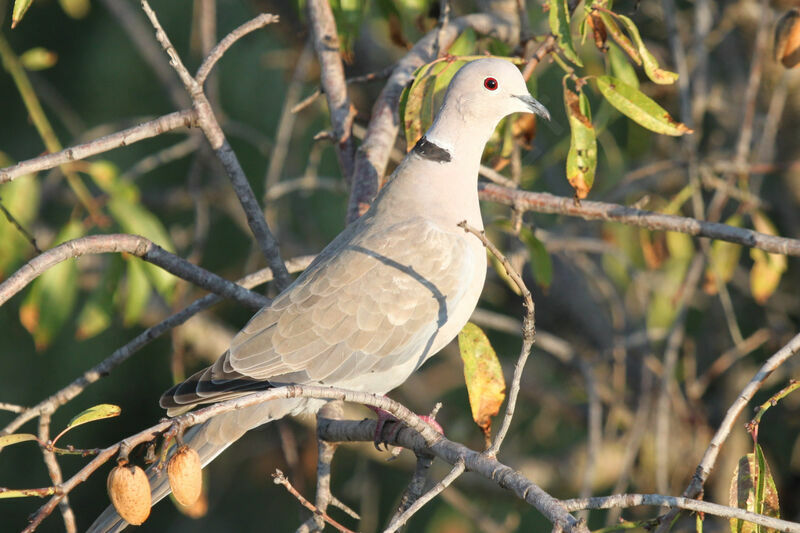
xmin=483 ymin=77 xmax=498 ymax=91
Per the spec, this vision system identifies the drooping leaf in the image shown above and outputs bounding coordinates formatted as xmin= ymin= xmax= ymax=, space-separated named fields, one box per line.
xmin=58 ymin=0 xmax=90 ymax=19
xmin=0 ymin=433 xmax=38 ymax=451
xmin=749 ymin=211 xmax=787 ymax=304
xmin=122 ymin=255 xmax=152 ymax=327
xmin=75 ymin=256 xmax=123 ymax=340
xmin=19 ymin=220 xmax=84 ymax=350
xmin=597 ymin=11 xmax=641 ymax=64
xmin=458 ymin=322 xmax=506 ymax=443
xmin=87 ymin=161 xmax=177 ymax=302
xmin=66 ymin=403 xmax=122 ymax=430
xmin=547 ymin=0 xmax=583 ymax=66
xmin=607 ymin=41 xmax=639 ymax=89
xmin=399 ymin=59 xmax=468 ymax=151
xmin=596 ymin=76 xmax=692 ymax=136
xmin=774 ymin=8 xmax=800 ymax=69
xmin=0 ymin=487 xmax=56 ymax=499
xmin=0 ymin=154 xmax=40 ymax=278
xmin=19 ymin=47 xmax=58 ymax=70
xmin=728 ymin=445 xmax=781 ymax=533
xmin=11 ymin=0 xmax=35 ymax=28
xmin=518 ymin=226 xmax=553 ymax=289
xmin=704 ymin=215 xmax=743 ymax=294
xmin=600 ymin=10 xmax=678 ymax=84
xmin=329 ymin=0 xmax=368 ymax=62
xmin=448 ymin=28 xmax=477 ymax=56
xmin=564 ymin=82 xmax=597 ymax=198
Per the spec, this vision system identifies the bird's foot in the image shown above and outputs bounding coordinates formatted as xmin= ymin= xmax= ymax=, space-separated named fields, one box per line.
xmin=367 ymin=405 xmax=444 ymax=451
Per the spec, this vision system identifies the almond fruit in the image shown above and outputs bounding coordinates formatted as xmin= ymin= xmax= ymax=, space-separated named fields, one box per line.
xmin=167 ymin=445 xmax=202 ymax=506
xmin=107 ymin=464 xmax=151 ymax=525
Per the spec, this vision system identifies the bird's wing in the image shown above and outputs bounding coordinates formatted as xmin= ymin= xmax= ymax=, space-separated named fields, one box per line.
xmin=162 ymin=216 xmax=475 ymax=412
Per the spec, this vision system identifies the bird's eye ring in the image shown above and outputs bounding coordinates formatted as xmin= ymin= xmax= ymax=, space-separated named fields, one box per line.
xmin=483 ymin=77 xmax=498 ymax=91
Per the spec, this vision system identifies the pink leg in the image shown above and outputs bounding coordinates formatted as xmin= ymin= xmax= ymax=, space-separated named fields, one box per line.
xmin=367 ymin=404 xmax=444 ymax=451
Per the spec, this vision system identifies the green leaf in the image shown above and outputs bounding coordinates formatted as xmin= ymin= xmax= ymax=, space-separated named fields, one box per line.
xmin=399 ymin=60 xmax=469 ymax=151
xmin=548 ymin=0 xmax=583 ymax=66
xmin=704 ymin=215 xmax=742 ymax=293
xmin=122 ymin=255 xmax=152 ymax=326
xmin=749 ymin=211 xmax=786 ymax=304
xmin=729 ymin=445 xmax=781 ymax=533
xmin=0 ymin=154 xmax=40 ymax=278
xmin=564 ymin=82 xmax=597 ymax=198
xmin=597 ymin=12 xmax=641 ymax=65
xmin=607 ymin=42 xmax=639 ymax=89
xmin=19 ymin=220 xmax=84 ymax=350
xmin=11 ymin=0 xmax=35 ymax=28
xmin=0 ymin=487 xmax=56 ymax=499
xmin=66 ymin=403 xmax=121 ymax=430
xmin=107 ymin=196 xmax=176 ymax=302
xmin=75 ymin=256 xmax=123 ymax=340
xmin=448 ymin=28 xmax=477 ymax=56
xmin=596 ymin=76 xmax=693 ymax=136
xmin=58 ymin=0 xmax=89 ymax=19
xmin=600 ymin=10 xmax=678 ymax=84
xmin=519 ymin=227 xmax=553 ymax=289
xmin=20 ymin=47 xmax=58 ymax=70
xmin=0 ymin=433 xmax=38 ymax=451
xmin=457 ymin=323 xmax=506 ymax=439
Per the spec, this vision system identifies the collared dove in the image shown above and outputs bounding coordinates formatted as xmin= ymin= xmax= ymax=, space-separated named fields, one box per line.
xmin=89 ymin=57 xmax=549 ymax=532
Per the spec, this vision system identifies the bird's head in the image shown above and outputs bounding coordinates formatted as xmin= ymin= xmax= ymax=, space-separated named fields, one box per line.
xmin=442 ymin=57 xmax=550 ymax=124
xmin=421 ymin=58 xmax=550 ymax=160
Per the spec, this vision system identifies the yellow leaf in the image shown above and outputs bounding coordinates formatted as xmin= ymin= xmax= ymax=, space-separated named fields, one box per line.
xmin=458 ymin=323 xmax=506 ymax=440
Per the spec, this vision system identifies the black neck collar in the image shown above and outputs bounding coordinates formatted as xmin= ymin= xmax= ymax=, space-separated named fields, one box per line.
xmin=411 ymin=136 xmax=452 ymax=163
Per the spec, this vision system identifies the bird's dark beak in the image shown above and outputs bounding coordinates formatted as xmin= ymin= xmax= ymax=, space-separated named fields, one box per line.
xmin=514 ymin=94 xmax=551 ymax=121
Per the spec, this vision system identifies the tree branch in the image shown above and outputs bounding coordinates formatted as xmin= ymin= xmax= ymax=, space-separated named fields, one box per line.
xmin=562 ymin=493 xmax=800 ymax=532
xmin=0 ymin=110 xmax=197 ymax=185
xmin=0 ymin=234 xmax=270 ymax=310
xmin=1 ymin=256 xmax=314 ymax=436
xmin=140 ymin=0 xmax=292 ymax=290
xmin=307 ymin=0 xmax=356 ymax=181
xmin=195 ymin=13 xmax=280 ymax=86
xmin=479 ymin=184 xmax=800 ymax=256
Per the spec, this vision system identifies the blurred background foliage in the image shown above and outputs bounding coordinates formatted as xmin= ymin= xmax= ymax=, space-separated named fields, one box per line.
xmin=1 ymin=0 xmax=799 ymax=531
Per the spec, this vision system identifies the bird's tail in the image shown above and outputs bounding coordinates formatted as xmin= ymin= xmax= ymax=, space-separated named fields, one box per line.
xmin=86 ymin=397 xmax=319 ymax=533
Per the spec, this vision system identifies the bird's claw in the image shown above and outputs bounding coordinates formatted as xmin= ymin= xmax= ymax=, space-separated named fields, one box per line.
xmin=368 ymin=406 xmax=444 ymax=451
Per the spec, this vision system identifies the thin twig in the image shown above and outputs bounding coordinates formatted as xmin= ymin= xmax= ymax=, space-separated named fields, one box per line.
xmin=457 ymin=221 xmax=535 ymax=456
xmin=655 ymin=331 xmax=800 ymax=531
xmin=1 ymin=256 xmax=314 ymax=436
xmin=195 ymin=13 xmax=280 ymax=86
xmin=307 ymin=0 xmax=356 ymax=181
xmin=562 ymin=493 xmax=800 ymax=532
xmin=383 ymin=459 xmax=466 ymax=533
xmin=478 ymin=184 xmax=800 ymax=257
xmin=140 ymin=0 xmax=292 ymax=290
xmin=37 ymin=413 xmax=77 ymax=533
xmin=0 ymin=110 xmax=197 ymax=184
xmin=386 ymin=453 xmax=435 ymax=526
xmin=291 ymin=67 xmax=394 ymax=114
xmin=0 ymin=234 xmax=270 ymax=310
xmin=0 ymin=196 xmax=40 ymax=252
xmin=273 ymin=469 xmax=356 ymax=533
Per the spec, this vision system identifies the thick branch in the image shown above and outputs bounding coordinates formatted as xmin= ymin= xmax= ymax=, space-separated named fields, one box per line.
xmin=562 ymin=494 xmax=800 ymax=532
xmin=479 ymin=184 xmax=800 ymax=257
xmin=0 ymin=110 xmax=197 ymax=184
xmin=307 ymin=0 xmax=355 ymax=180
xmin=0 ymin=234 xmax=269 ymax=309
